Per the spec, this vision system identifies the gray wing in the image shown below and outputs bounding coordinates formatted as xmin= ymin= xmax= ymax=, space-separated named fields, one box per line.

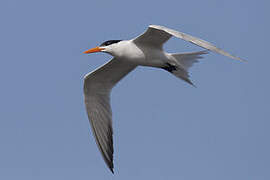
xmin=133 ymin=26 xmax=172 ymax=48
xmin=84 ymin=58 xmax=136 ymax=173
xmin=134 ymin=25 xmax=245 ymax=61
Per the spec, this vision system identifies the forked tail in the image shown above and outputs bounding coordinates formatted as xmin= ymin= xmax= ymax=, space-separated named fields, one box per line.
xmin=163 ymin=50 xmax=208 ymax=86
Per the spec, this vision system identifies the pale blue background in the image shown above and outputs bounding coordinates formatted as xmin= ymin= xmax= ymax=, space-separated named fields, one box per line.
xmin=0 ymin=0 xmax=269 ymax=179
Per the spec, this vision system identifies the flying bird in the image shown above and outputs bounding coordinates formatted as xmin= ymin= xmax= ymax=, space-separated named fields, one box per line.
xmin=83 ymin=25 xmax=244 ymax=173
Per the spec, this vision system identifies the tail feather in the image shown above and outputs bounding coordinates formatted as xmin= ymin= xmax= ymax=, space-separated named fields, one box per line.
xmin=164 ymin=50 xmax=208 ymax=86
xmin=171 ymin=50 xmax=208 ymax=70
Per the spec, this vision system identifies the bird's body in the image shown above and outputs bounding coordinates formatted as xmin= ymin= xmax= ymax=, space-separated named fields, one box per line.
xmin=106 ymin=40 xmax=173 ymax=67
xmin=83 ymin=25 xmax=245 ymax=173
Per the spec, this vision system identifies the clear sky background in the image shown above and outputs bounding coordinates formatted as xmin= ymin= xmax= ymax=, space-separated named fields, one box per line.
xmin=0 ymin=0 xmax=269 ymax=179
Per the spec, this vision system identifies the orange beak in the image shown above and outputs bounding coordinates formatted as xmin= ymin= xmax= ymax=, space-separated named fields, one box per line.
xmin=83 ymin=46 xmax=105 ymax=54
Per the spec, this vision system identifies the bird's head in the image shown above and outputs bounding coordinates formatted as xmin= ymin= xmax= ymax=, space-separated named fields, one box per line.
xmin=83 ymin=40 xmax=122 ymax=55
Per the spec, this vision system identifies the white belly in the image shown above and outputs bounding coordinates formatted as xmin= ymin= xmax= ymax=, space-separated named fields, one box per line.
xmin=113 ymin=40 xmax=168 ymax=67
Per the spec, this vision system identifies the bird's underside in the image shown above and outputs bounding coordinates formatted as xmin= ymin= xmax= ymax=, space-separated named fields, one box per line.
xmin=83 ymin=25 xmax=245 ymax=173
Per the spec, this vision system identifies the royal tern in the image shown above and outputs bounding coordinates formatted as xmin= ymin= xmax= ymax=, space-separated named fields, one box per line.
xmin=83 ymin=25 xmax=244 ymax=173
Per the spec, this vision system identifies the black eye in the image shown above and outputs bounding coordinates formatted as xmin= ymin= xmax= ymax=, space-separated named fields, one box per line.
xmin=100 ymin=40 xmax=122 ymax=46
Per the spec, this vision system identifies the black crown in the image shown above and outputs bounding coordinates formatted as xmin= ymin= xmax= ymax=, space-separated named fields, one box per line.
xmin=100 ymin=40 xmax=122 ymax=47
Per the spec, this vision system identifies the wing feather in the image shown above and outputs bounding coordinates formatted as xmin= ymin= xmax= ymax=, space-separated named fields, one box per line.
xmin=133 ymin=26 xmax=171 ymax=48
xmin=134 ymin=25 xmax=245 ymax=61
xmin=84 ymin=58 xmax=136 ymax=173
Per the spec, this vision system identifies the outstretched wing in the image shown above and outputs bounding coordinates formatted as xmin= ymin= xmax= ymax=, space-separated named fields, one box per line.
xmin=134 ymin=25 xmax=245 ymax=61
xmin=84 ymin=58 xmax=136 ymax=173
xmin=133 ymin=26 xmax=172 ymax=48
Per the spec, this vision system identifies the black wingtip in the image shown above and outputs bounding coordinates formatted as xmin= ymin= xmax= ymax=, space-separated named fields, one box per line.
xmin=185 ymin=78 xmax=197 ymax=88
xmin=109 ymin=167 xmax=114 ymax=174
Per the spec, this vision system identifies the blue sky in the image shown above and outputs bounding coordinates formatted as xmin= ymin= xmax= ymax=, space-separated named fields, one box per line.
xmin=0 ymin=0 xmax=269 ymax=179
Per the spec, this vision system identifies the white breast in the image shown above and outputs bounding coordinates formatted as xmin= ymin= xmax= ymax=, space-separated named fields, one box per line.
xmin=112 ymin=40 xmax=168 ymax=67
